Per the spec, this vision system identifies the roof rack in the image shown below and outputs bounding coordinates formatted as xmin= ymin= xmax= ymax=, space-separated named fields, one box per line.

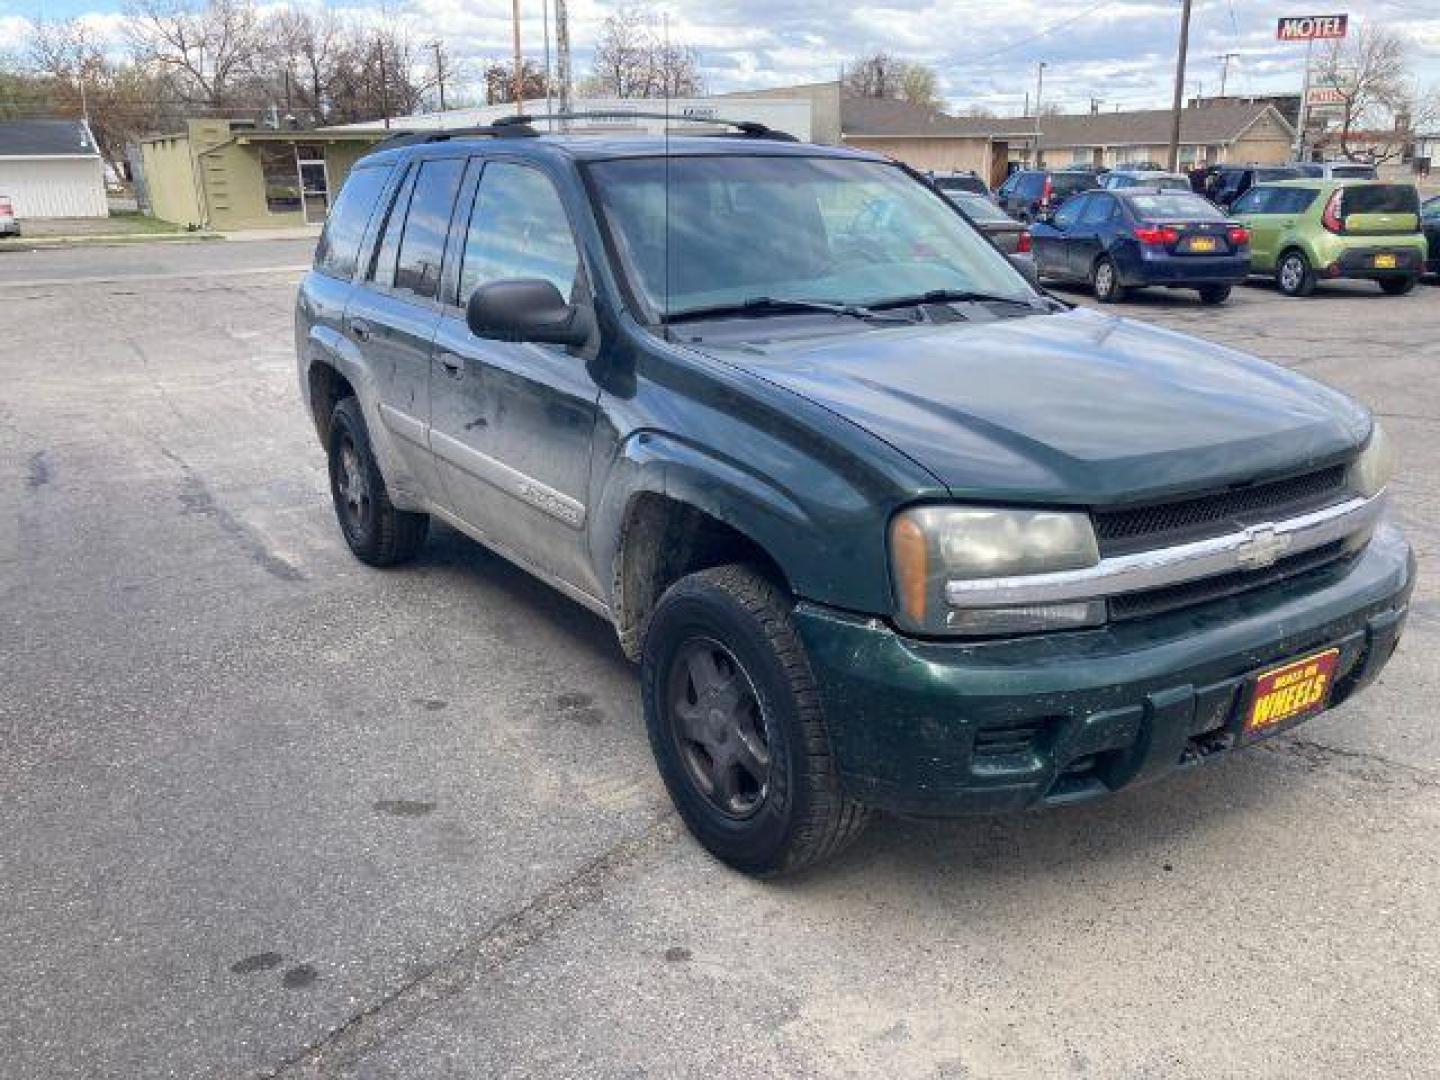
xmin=492 ymin=111 xmax=799 ymax=142
xmin=372 ymin=121 xmax=540 ymax=149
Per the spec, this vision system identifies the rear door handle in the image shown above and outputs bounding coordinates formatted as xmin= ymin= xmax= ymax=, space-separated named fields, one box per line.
xmin=438 ymin=352 xmax=464 ymax=378
xmin=349 ymin=318 xmax=372 ymax=342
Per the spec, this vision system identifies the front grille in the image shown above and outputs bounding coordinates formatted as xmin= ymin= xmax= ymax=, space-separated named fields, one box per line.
xmin=1093 ymin=465 xmax=1349 ymax=556
xmin=1108 ymin=540 xmax=1348 ymax=622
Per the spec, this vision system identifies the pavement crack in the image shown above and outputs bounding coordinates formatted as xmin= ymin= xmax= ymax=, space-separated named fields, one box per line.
xmin=1263 ymin=734 xmax=1440 ymax=789
xmin=261 ymin=813 xmax=680 ymax=1078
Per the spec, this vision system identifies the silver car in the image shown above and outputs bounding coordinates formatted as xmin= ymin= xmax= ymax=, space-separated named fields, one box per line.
xmin=0 ymin=195 xmax=19 ymax=237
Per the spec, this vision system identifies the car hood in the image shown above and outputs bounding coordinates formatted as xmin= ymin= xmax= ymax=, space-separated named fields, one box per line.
xmin=696 ymin=307 xmax=1369 ymax=506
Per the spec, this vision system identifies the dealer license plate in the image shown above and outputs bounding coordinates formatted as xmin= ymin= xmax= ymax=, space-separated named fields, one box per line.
xmin=1244 ymin=648 xmax=1340 ymax=738
xmin=1374 ymin=253 xmax=1398 ymax=269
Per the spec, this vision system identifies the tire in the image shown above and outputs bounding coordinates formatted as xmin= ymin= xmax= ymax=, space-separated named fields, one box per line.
xmin=327 ymin=396 xmax=428 ymax=567
xmin=1197 ymin=284 xmax=1231 ymax=305
xmin=1092 ymin=257 xmax=1126 ymax=303
xmin=641 ymin=564 xmax=871 ymax=877
xmin=1276 ymin=249 xmax=1316 ymax=297
xmin=1379 ymin=275 xmax=1417 ymax=296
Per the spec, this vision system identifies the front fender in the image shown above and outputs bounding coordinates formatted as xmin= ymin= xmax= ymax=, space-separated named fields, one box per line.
xmin=588 ymin=426 xmax=900 ymax=617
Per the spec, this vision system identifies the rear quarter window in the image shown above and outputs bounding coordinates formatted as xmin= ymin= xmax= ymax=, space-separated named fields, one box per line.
xmin=1342 ymin=185 xmax=1419 ymax=215
xmin=314 ymin=165 xmax=392 ymax=280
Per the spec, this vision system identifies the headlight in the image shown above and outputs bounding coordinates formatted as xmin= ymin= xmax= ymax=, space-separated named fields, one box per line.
xmin=890 ymin=506 xmax=1102 ymax=636
xmin=1347 ymin=422 xmax=1393 ymax=499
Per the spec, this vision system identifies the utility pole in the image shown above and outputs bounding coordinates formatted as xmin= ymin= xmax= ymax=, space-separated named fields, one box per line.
xmin=378 ymin=47 xmax=391 ymax=129
xmin=433 ymin=41 xmax=448 ymax=112
xmin=1217 ymin=52 xmax=1239 ymax=98
xmin=541 ymin=0 xmax=553 ymax=126
xmin=1033 ymin=61 xmax=1046 ymax=167
xmin=1166 ymin=0 xmax=1193 ymax=172
xmin=555 ymin=0 xmax=572 ymax=125
xmin=511 ymin=0 xmax=524 ymax=108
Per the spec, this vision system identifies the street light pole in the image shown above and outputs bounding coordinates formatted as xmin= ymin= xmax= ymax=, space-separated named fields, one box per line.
xmin=1166 ymin=0 xmax=1194 ymax=172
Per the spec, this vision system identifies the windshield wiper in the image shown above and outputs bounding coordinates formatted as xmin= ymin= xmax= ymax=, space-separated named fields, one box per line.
xmin=869 ymin=288 xmax=1042 ymax=310
xmin=663 ymin=296 xmax=914 ymax=325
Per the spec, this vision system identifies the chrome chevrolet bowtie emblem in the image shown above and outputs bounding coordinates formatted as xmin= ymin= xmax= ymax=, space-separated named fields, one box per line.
xmin=1235 ymin=524 xmax=1292 ymax=570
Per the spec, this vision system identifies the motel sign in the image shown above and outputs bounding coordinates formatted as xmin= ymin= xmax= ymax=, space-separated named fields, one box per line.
xmin=1277 ymin=14 xmax=1349 ymax=41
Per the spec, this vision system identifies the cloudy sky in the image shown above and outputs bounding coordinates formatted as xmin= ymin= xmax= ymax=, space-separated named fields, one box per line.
xmin=4 ymin=0 xmax=1438 ymax=116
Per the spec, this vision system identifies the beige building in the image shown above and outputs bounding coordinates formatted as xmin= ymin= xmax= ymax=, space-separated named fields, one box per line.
xmin=728 ymin=83 xmax=1294 ymax=184
xmin=139 ymin=119 xmax=385 ymax=231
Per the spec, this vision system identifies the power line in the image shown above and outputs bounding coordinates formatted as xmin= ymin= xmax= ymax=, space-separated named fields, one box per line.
xmin=949 ymin=0 xmax=1120 ymax=65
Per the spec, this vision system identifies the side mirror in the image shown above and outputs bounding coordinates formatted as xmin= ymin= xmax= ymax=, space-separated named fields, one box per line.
xmin=1008 ymin=253 xmax=1040 ymax=287
xmin=466 ymin=279 xmax=594 ymax=348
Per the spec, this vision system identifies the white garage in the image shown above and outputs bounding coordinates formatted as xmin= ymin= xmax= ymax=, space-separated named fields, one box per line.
xmin=0 ymin=119 xmax=108 ymax=219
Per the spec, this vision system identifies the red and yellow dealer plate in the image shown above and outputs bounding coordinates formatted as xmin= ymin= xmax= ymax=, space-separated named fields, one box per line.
xmin=1245 ymin=648 xmax=1341 ymax=737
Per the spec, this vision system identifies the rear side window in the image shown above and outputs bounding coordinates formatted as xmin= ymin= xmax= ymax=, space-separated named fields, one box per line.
xmin=369 ymin=166 xmax=417 ymax=289
xmin=1231 ymin=186 xmax=1276 ymax=214
xmin=1018 ymin=174 xmax=1043 ymax=197
xmin=1079 ymin=195 xmax=1116 ymax=225
xmin=1274 ymin=188 xmax=1319 ymax=214
xmin=1342 ymin=184 xmax=1419 ymax=215
xmin=393 ymin=158 xmax=466 ymax=300
xmin=315 ymin=165 xmax=391 ymax=280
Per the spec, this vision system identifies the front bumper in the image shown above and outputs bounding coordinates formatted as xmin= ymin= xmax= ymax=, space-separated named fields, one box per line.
xmin=795 ymin=524 xmax=1413 ymax=815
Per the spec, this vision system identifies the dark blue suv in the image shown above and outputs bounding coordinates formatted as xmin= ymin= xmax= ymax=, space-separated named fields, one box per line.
xmin=1031 ymin=188 xmax=1251 ymax=304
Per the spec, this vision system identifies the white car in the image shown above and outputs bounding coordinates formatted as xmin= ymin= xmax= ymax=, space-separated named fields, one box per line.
xmin=0 ymin=195 xmax=19 ymax=237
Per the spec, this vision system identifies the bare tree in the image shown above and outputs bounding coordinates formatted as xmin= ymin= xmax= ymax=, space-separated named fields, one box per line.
xmin=123 ymin=0 xmax=266 ymax=108
xmin=262 ymin=6 xmax=346 ymax=122
xmin=844 ymin=51 xmax=942 ymax=108
xmin=483 ymin=59 xmax=548 ymax=105
xmin=585 ymin=5 xmax=702 ymax=99
xmin=28 ymin=19 xmax=171 ymax=167
xmin=1314 ymin=24 xmax=1421 ymax=162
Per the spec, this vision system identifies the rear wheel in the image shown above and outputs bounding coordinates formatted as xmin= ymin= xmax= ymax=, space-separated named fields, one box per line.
xmin=642 ymin=564 xmax=871 ymax=877
xmin=1197 ymin=284 xmax=1232 ymax=305
xmin=1276 ymin=249 xmax=1316 ymax=297
xmin=1092 ymin=257 xmax=1126 ymax=303
xmin=1379 ymin=275 xmax=1417 ymax=296
xmin=328 ymin=396 xmax=428 ymax=567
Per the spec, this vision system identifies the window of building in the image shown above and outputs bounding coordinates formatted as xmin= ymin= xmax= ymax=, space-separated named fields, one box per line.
xmin=259 ymin=144 xmax=302 ymax=213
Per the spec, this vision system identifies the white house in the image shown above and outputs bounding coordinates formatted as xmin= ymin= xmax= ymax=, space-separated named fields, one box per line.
xmin=0 ymin=119 xmax=108 ymax=219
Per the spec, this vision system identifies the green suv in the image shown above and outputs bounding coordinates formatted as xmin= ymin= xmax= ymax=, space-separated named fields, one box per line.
xmin=297 ymin=123 xmax=1411 ymax=875
xmin=1231 ymin=179 xmax=1426 ymax=296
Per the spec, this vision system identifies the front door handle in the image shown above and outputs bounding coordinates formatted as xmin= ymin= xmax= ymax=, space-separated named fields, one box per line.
xmin=349 ymin=318 xmax=372 ymax=342
xmin=438 ymin=352 xmax=464 ymax=378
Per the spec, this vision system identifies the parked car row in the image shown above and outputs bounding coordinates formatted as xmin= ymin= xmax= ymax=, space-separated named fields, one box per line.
xmin=993 ymin=174 xmax=1432 ymax=303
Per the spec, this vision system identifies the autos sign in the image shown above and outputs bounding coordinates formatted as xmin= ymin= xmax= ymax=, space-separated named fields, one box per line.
xmin=1277 ymin=14 xmax=1349 ymax=41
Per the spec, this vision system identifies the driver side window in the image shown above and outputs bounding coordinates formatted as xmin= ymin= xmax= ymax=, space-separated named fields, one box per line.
xmin=458 ymin=162 xmax=580 ymax=306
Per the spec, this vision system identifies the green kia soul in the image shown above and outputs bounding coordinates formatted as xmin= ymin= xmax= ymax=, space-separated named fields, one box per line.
xmin=1231 ymin=179 xmax=1427 ymax=297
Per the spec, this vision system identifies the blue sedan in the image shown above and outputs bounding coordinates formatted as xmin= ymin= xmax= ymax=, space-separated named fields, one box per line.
xmin=1030 ymin=188 xmax=1251 ymax=304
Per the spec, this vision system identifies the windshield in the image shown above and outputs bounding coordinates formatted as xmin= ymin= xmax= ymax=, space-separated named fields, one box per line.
xmin=587 ymin=155 xmax=1034 ymax=321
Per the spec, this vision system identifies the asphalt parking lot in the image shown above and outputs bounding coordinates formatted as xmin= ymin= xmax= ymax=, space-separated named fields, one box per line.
xmin=2 ymin=240 xmax=1438 ymax=1079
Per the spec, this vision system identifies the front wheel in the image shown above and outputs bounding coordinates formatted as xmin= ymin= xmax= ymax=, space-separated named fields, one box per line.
xmin=1197 ymin=284 xmax=1232 ymax=305
xmin=1379 ymin=275 xmax=1417 ymax=296
xmin=641 ymin=565 xmax=871 ymax=877
xmin=1276 ymin=250 xmax=1316 ymax=297
xmin=1092 ymin=257 xmax=1126 ymax=303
